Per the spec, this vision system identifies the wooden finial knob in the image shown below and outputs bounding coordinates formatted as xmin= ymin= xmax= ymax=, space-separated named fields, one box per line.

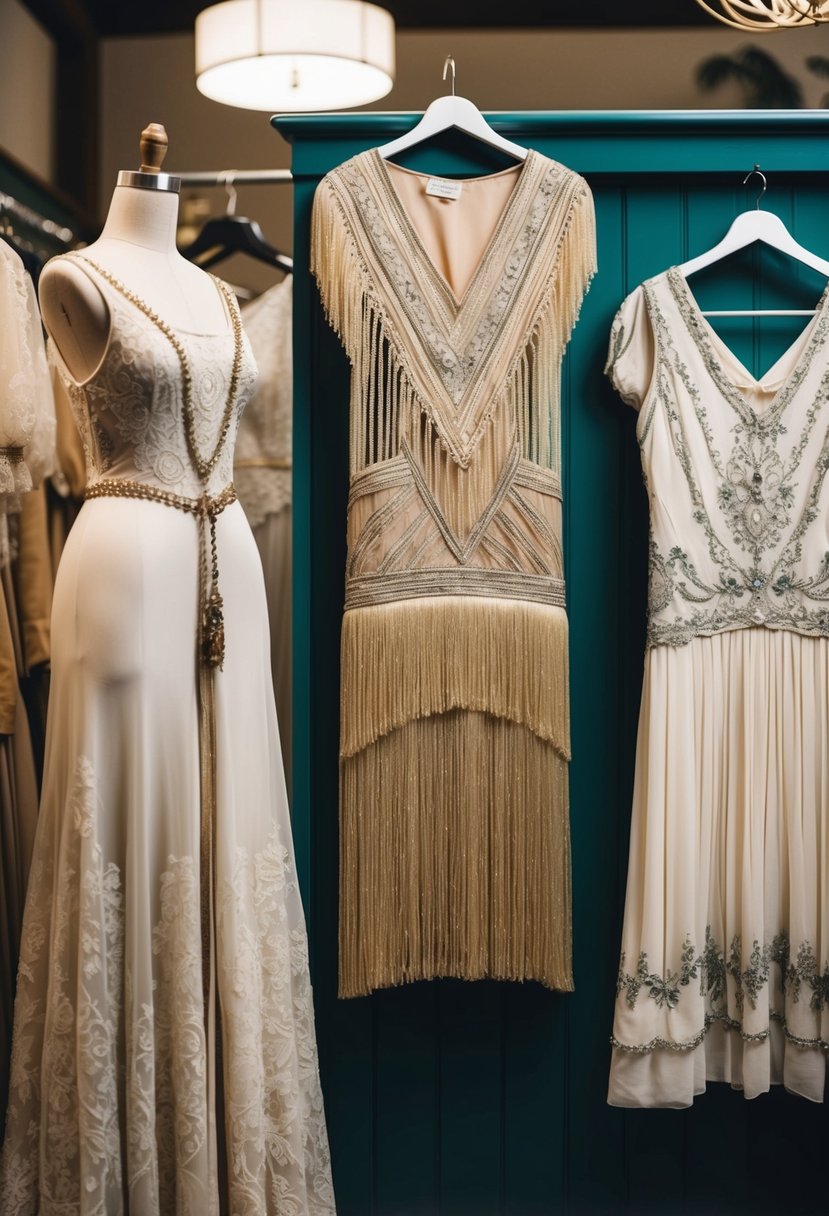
xmin=139 ymin=123 xmax=168 ymax=174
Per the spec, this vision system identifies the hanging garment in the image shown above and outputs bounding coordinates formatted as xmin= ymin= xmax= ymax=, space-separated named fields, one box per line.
xmin=312 ymin=147 xmax=596 ymax=997
xmin=0 ymin=254 xmax=334 ymax=1214
xmin=235 ymin=278 xmax=293 ymax=789
xmin=0 ymin=239 xmax=56 ymax=513
xmin=606 ymin=266 xmax=829 ymax=1108
xmin=0 ymin=240 xmax=56 ymax=1127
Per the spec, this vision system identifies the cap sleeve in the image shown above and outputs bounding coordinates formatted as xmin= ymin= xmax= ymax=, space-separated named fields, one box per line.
xmin=605 ymin=285 xmax=655 ymax=413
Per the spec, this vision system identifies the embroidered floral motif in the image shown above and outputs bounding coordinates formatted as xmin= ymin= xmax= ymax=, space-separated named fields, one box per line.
xmin=613 ymin=928 xmax=829 ymax=1054
xmin=620 ymin=272 xmax=829 ymax=648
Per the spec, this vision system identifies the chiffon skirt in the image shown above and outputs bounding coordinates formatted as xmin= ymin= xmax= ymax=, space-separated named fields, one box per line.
xmin=0 ymin=496 xmax=333 ymax=1215
xmin=609 ymin=628 xmax=829 ymax=1109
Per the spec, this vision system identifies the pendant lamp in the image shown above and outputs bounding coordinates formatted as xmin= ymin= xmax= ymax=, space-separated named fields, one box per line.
xmin=195 ymin=0 xmax=395 ymax=111
xmin=695 ymin=0 xmax=829 ymax=28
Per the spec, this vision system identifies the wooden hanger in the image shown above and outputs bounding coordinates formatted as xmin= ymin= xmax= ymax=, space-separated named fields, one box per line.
xmin=677 ymin=166 xmax=829 ymax=317
xmin=180 ymin=172 xmax=293 ymax=275
xmin=377 ymin=56 xmax=528 ymax=164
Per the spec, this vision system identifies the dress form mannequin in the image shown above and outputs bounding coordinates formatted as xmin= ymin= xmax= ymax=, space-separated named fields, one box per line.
xmin=40 ymin=124 xmax=228 ymax=381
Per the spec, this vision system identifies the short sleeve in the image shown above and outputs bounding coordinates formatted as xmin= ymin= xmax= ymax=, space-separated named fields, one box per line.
xmin=605 ymin=285 xmax=655 ymax=413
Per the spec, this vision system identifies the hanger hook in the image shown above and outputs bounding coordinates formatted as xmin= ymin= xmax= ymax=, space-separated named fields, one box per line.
xmin=742 ymin=163 xmax=767 ymax=211
xmin=220 ymin=170 xmax=238 ymax=218
xmin=443 ymin=54 xmax=456 ymax=97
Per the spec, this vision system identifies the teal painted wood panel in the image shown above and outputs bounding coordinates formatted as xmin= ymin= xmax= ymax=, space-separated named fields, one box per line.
xmin=277 ymin=112 xmax=829 ymax=1216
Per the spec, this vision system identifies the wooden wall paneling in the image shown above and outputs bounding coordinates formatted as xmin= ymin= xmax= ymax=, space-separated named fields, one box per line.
xmin=374 ymin=983 xmax=440 ymax=1215
xmin=563 ymin=178 xmax=629 ymax=1216
xmin=292 ymin=172 xmax=377 ymax=1216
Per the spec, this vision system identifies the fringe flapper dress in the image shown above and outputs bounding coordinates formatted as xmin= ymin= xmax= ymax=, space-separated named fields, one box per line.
xmin=311 ymin=147 xmax=596 ymax=997
xmin=607 ymin=268 xmax=829 ymax=1107
xmin=0 ymin=254 xmax=334 ymax=1214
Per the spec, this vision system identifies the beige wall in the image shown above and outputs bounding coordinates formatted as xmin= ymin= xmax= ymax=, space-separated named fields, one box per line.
xmin=100 ymin=22 xmax=829 ymax=285
xmin=0 ymin=0 xmax=56 ymax=182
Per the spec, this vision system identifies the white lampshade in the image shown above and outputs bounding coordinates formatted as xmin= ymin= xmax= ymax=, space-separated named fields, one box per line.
xmin=195 ymin=0 xmax=396 ymax=111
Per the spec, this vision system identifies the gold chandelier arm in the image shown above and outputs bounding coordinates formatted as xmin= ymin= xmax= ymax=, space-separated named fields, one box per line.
xmin=695 ymin=0 xmax=829 ymax=27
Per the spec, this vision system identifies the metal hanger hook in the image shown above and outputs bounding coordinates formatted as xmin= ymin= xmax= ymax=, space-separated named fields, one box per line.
xmin=221 ymin=170 xmax=238 ymax=217
xmin=742 ymin=164 xmax=767 ymax=211
xmin=443 ymin=54 xmax=456 ymax=97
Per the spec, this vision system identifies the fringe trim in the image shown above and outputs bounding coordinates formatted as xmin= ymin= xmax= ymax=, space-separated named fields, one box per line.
xmin=311 ymin=168 xmax=596 ymax=479
xmin=339 ymin=710 xmax=572 ymax=998
xmin=339 ymin=596 xmax=570 ymax=760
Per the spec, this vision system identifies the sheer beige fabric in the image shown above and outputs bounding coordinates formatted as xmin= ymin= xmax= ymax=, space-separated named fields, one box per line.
xmin=0 ymin=241 xmax=55 ymax=513
xmin=606 ymin=268 xmax=829 ymax=1107
xmin=313 ymin=147 xmax=595 ymax=996
xmin=236 ymin=279 xmax=293 ymax=789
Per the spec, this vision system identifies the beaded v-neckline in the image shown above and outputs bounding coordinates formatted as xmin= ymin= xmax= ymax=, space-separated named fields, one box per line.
xmin=371 ymin=146 xmax=535 ymax=314
xmin=666 ymin=265 xmax=829 ymax=428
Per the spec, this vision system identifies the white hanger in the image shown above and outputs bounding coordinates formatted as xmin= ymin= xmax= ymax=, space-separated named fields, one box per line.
xmin=677 ymin=166 xmax=829 ymax=318
xmin=377 ymin=55 xmax=528 ymax=163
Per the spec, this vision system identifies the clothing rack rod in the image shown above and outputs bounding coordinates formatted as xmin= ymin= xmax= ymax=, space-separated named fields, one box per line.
xmin=0 ymin=191 xmax=74 ymax=244
xmin=701 ymin=309 xmax=816 ymax=317
xmin=178 ymin=169 xmax=293 ymax=186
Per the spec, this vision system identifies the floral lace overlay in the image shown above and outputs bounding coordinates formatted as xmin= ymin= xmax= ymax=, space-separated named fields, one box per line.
xmin=0 ymin=756 xmax=334 ymax=1215
xmin=48 ymin=260 xmax=257 ymax=500
xmin=0 ymin=240 xmax=56 ymax=506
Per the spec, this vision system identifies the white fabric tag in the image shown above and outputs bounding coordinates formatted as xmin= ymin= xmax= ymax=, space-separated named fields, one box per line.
xmin=425 ymin=177 xmax=462 ymax=201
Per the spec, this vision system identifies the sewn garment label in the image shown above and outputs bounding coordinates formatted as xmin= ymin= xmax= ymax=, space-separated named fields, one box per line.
xmin=425 ymin=177 xmax=462 ymax=201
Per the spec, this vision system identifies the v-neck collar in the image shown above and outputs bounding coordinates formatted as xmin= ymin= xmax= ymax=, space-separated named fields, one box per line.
xmin=666 ymin=265 xmax=829 ymax=429
xmin=370 ymin=146 xmax=536 ymax=315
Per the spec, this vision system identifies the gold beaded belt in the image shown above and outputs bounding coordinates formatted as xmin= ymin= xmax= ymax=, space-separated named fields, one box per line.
xmin=85 ymin=477 xmax=237 ymax=668
xmin=0 ymin=445 xmax=24 ymax=464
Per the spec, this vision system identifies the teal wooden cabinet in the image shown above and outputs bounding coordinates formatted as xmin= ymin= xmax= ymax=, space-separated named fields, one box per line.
xmin=274 ymin=111 xmax=829 ymax=1216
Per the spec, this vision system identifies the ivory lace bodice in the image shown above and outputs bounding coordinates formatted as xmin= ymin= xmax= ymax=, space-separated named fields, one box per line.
xmin=608 ymin=267 xmax=829 ymax=647
xmin=48 ymin=254 xmax=257 ymax=500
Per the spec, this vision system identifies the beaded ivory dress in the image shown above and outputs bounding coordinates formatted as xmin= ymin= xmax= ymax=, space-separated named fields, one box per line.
xmin=607 ymin=267 xmax=829 ymax=1108
xmin=312 ymin=148 xmax=595 ymax=997
xmin=0 ymin=254 xmax=334 ymax=1214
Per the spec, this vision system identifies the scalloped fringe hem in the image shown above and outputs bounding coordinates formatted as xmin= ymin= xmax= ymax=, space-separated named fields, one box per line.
xmin=339 ymin=709 xmax=572 ymax=998
xmin=339 ymin=597 xmax=570 ymax=759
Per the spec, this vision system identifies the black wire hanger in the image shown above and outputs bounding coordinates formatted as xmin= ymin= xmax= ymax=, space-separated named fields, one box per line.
xmin=180 ymin=172 xmax=293 ymax=275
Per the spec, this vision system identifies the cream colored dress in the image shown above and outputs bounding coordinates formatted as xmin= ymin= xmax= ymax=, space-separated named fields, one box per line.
xmin=235 ymin=279 xmax=292 ymax=789
xmin=0 ymin=240 xmax=56 ymax=1126
xmin=607 ymin=267 xmax=829 ymax=1108
xmin=0 ymin=255 xmax=334 ymax=1214
xmin=313 ymin=148 xmax=595 ymax=997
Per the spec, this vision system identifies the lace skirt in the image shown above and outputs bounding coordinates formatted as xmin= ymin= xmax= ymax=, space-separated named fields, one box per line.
xmin=0 ymin=496 xmax=334 ymax=1215
xmin=609 ymin=627 xmax=829 ymax=1108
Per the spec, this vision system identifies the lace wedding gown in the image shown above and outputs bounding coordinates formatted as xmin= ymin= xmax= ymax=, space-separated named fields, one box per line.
xmin=0 ymin=254 xmax=334 ymax=1214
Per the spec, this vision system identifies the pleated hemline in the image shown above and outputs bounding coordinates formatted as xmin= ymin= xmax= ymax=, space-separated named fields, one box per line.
xmin=609 ymin=1014 xmax=829 ymax=1109
xmin=339 ymin=709 xmax=572 ymax=998
xmin=609 ymin=628 xmax=829 ymax=1108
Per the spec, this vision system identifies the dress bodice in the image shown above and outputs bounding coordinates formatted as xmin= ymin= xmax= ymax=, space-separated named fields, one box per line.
xmin=608 ymin=266 xmax=829 ymax=647
xmin=48 ymin=256 xmax=257 ymax=500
